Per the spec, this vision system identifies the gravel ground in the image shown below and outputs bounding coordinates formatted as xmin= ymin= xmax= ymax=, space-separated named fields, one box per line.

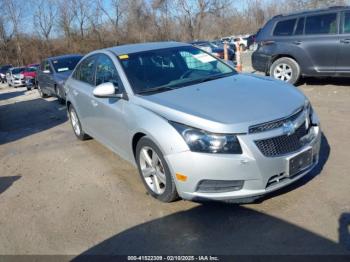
xmin=0 ymin=69 xmax=350 ymax=257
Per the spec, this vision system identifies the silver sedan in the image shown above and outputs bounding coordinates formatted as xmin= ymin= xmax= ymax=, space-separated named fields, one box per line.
xmin=65 ymin=42 xmax=321 ymax=203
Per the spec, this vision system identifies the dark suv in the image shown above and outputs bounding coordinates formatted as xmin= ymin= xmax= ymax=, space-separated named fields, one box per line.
xmin=252 ymin=6 xmax=350 ymax=84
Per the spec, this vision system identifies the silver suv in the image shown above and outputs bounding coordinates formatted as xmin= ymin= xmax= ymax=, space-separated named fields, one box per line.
xmin=65 ymin=42 xmax=321 ymax=203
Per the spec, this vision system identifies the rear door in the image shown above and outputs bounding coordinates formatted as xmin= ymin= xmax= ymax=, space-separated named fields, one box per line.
xmin=336 ymin=10 xmax=350 ymax=73
xmin=68 ymin=55 xmax=97 ymax=135
xmin=295 ymin=12 xmax=339 ymax=73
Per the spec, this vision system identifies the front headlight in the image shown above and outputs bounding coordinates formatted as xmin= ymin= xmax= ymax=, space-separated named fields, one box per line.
xmin=304 ymin=100 xmax=317 ymax=126
xmin=170 ymin=122 xmax=242 ymax=154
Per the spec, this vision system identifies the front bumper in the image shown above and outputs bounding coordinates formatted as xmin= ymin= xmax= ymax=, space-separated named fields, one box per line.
xmin=12 ymin=79 xmax=25 ymax=86
xmin=165 ymin=125 xmax=321 ymax=202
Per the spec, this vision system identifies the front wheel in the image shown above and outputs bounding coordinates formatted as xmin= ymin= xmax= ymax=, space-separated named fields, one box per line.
xmin=136 ymin=137 xmax=179 ymax=202
xmin=55 ymin=86 xmax=65 ymax=104
xmin=68 ymin=105 xmax=89 ymax=140
xmin=37 ymin=84 xmax=47 ymax=98
xmin=270 ymin=57 xmax=301 ymax=85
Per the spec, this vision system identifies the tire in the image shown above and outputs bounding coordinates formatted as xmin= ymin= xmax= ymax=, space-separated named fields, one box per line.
xmin=37 ymin=84 xmax=47 ymax=98
xmin=136 ymin=137 xmax=179 ymax=202
xmin=26 ymin=86 xmax=31 ymax=91
xmin=270 ymin=57 xmax=301 ymax=85
xmin=68 ymin=105 xmax=89 ymax=141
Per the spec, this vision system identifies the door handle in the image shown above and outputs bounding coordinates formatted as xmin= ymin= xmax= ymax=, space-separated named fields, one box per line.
xmin=91 ymin=99 xmax=98 ymax=107
xmin=293 ymin=40 xmax=302 ymax=45
xmin=72 ymin=90 xmax=78 ymax=96
xmin=340 ymin=39 xmax=350 ymax=44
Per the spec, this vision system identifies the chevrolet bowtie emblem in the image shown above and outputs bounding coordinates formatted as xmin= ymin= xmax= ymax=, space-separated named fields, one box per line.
xmin=282 ymin=121 xmax=296 ymax=136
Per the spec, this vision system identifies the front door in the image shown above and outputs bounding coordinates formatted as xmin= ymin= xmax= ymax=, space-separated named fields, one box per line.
xmin=336 ymin=11 xmax=350 ymax=73
xmin=88 ymin=53 xmax=129 ymax=157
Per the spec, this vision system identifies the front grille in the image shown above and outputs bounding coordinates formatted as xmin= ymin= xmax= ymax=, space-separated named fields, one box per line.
xmin=249 ymin=107 xmax=303 ymax=134
xmin=255 ymin=122 xmax=308 ymax=157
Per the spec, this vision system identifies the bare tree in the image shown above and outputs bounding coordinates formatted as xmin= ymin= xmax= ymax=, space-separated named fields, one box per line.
xmin=33 ymin=0 xmax=57 ymax=41
xmin=98 ymin=0 xmax=128 ymax=39
xmin=3 ymin=0 xmax=24 ymax=65
xmin=72 ymin=0 xmax=92 ymax=39
xmin=57 ymin=0 xmax=76 ymax=48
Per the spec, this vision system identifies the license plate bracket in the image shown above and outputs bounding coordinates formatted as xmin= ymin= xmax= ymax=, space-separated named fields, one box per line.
xmin=288 ymin=148 xmax=313 ymax=177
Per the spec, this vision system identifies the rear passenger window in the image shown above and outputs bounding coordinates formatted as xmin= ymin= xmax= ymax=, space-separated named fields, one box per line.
xmin=295 ymin=17 xmax=305 ymax=35
xmin=273 ymin=19 xmax=296 ymax=36
xmin=305 ymin=13 xmax=337 ymax=34
xmin=343 ymin=12 xmax=350 ymax=33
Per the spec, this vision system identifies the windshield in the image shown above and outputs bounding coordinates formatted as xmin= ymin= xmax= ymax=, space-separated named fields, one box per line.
xmin=119 ymin=46 xmax=235 ymax=95
xmin=12 ymin=68 xmax=25 ymax=74
xmin=52 ymin=56 xmax=82 ymax=73
xmin=24 ymin=67 xmax=37 ymax=72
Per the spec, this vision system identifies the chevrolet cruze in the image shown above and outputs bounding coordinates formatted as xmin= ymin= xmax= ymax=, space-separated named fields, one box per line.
xmin=65 ymin=42 xmax=321 ymax=203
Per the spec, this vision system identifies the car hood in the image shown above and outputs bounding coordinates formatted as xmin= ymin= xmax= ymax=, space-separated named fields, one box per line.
xmin=23 ymin=72 xmax=36 ymax=78
xmin=13 ymin=74 xmax=24 ymax=79
xmin=133 ymin=74 xmax=306 ymax=133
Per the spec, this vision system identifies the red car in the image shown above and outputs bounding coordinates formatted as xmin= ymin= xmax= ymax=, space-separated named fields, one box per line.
xmin=23 ymin=64 xmax=39 ymax=90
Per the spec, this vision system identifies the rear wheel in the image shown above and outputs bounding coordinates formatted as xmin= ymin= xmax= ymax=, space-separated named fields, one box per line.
xmin=136 ymin=137 xmax=179 ymax=202
xmin=270 ymin=57 xmax=300 ymax=85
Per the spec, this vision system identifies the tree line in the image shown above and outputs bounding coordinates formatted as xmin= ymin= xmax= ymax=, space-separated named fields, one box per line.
xmin=0 ymin=0 xmax=347 ymax=66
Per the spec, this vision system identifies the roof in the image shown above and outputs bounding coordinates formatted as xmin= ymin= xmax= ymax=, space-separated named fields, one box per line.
xmin=273 ymin=5 xmax=350 ymax=19
xmin=107 ymin=42 xmax=190 ymax=55
xmin=47 ymin=54 xmax=83 ymax=61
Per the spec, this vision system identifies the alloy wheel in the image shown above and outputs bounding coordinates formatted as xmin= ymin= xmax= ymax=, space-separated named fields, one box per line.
xmin=139 ymin=146 xmax=166 ymax=195
xmin=273 ymin=63 xmax=292 ymax=82
xmin=70 ymin=109 xmax=81 ymax=136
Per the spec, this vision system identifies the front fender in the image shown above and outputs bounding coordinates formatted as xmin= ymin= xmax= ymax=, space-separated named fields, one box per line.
xmin=125 ymin=102 xmax=190 ymax=159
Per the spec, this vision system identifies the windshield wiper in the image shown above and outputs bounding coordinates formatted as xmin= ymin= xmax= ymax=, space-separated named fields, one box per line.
xmin=194 ymin=73 xmax=234 ymax=84
xmin=137 ymin=85 xmax=176 ymax=95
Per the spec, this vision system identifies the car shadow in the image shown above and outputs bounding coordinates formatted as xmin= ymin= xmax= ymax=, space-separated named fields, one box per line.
xmin=0 ymin=176 xmax=21 ymax=194
xmin=72 ymin=204 xmax=350 ymax=259
xmin=299 ymin=77 xmax=350 ymax=86
xmin=255 ymin=133 xmax=330 ymax=203
xmin=0 ymin=90 xmax=26 ymax=100
xmin=339 ymin=213 xmax=350 ymax=251
xmin=0 ymin=98 xmax=67 ymax=144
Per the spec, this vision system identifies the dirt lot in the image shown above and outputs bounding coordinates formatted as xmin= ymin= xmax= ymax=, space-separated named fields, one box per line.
xmin=1 ymin=68 xmax=350 ymax=256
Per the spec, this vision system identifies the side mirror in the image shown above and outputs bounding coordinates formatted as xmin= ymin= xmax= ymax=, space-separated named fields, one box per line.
xmin=43 ymin=70 xmax=51 ymax=74
xmin=93 ymin=82 xmax=123 ymax=98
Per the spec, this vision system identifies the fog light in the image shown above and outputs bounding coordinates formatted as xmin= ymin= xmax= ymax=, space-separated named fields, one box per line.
xmin=196 ymin=180 xmax=244 ymax=193
xmin=176 ymin=173 xmax=187 ymax=182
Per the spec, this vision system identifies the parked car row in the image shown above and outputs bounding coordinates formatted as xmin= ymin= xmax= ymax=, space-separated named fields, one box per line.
xmin=1 ymin=54 xmax=82 ymax=102
xmin=190 ymin=41 xmax=235 ymax=61
xmin=221 ymin=34 xmax=258 ymax=51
